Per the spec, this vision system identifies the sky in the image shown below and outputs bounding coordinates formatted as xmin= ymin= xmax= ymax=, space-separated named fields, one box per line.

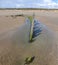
xmin=0 ymin=0 xmax=58 ymax=8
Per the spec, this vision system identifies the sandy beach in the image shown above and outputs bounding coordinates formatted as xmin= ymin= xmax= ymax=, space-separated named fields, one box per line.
xmin=0 ymin=9 xmax=58 ymax=65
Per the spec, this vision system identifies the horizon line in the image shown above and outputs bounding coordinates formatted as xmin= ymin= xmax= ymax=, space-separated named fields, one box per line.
xmin=0 ymin=8 xmax=58 ymax=10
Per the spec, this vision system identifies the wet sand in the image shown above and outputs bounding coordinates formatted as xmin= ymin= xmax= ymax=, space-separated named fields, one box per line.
xmin=0 ymin=10 xmax=58 ymax=65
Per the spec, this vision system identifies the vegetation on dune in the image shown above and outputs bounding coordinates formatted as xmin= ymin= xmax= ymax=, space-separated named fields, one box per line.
xmin=0 ymin=8 xmax=58 ymax=10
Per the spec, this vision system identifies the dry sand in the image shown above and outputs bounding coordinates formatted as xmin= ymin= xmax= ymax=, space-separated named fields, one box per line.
xmin=0 ymin=10 xmax=58 ymax=65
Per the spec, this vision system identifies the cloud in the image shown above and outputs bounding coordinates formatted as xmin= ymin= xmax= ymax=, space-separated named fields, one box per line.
xmin=0 ymin=0 xmax=58 ymax=8
xmin=43 ymin=0 xmax=58 ymax=8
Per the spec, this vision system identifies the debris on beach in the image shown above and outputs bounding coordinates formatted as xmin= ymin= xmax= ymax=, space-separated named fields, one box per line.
xmin=24 ymin=56 xmax=35 ymax=65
